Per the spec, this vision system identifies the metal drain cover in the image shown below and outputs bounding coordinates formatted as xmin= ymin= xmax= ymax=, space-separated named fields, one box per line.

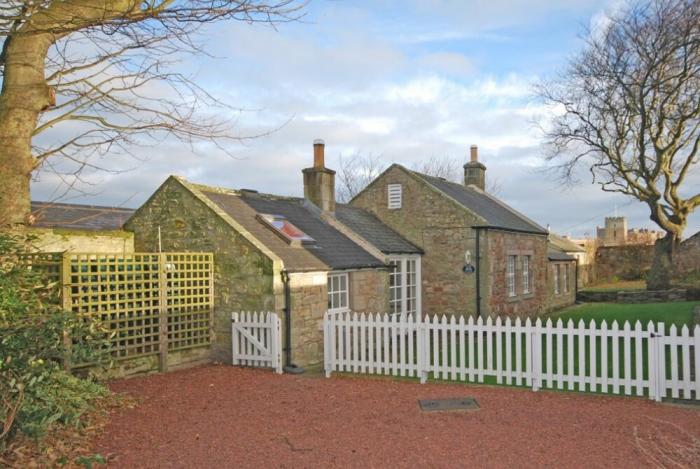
xmin=418 ymin=397 xmax=480 ymax=412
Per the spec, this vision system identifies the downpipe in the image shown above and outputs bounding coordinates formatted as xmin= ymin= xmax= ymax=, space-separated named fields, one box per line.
xmin=280 ymin=269 xmax=305 ymax=374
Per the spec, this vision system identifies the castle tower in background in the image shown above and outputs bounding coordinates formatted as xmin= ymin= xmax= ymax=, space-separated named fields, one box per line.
xmin=596 ymin=216 xmax=628 ymax=246
xmin=595 ymin=216 xmax=663 ymax=246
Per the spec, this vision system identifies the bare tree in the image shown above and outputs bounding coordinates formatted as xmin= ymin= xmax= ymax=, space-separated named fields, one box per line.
xmin=335 ymin=152 xmax=387 ymax=203
xmin=0 ymin=0 xmax=305 ymax=226
xmin=411 ymin=154 xmax=462 ymax=182
xmin=537 ymin=0 xmax=700 ymax=289
xmin=412 ymin=154 xmax=502 ymax=195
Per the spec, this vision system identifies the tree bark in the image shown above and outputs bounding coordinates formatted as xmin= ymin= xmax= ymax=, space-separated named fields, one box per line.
xmin=0 ymin=32 xmax=54 ymax=226
xmin=646 ymin=233 xmax=680 ymax=290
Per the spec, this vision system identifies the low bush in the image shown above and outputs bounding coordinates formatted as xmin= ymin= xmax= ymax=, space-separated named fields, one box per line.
xmin=0 ymin=232 xmax=111 ymax=446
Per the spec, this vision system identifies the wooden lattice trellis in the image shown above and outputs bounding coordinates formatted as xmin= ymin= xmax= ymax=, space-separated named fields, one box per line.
xmin=56 ymin=252 xmax=213 ymax=370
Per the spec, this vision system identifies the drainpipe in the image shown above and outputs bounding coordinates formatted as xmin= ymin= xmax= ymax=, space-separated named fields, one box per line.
xmin=475 ymin=228 xmax=482 ymax=318
xmin=574 ymin=258 xmax=579 ymax=303
xmin=280 ymin=269 xmax=305 ymax=374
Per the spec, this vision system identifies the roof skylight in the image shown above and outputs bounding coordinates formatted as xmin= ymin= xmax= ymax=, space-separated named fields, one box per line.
xmin=257 ymin=214 xmax=315 ymax=247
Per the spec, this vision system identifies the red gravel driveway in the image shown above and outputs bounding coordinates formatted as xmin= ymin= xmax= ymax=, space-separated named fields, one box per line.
xmin=93 ymin=364 xmax=700 ymax=468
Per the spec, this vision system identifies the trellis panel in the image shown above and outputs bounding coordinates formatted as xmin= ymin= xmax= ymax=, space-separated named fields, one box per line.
xmin=164 ymin=253 xmax=213 ymax=352
xmin=62 ymin=252 xmax=213 ymax=366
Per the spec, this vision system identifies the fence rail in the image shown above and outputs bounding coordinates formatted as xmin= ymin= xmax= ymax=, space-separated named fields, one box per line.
xmin=324 ymin=312 xmax=699 ymax=402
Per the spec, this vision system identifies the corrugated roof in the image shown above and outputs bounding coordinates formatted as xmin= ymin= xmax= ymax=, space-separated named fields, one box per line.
xmin=30 ymin=201 xmax=134 ymax=231
xmin=335 ymin=204 xmax=422 ymax=254
xmin=411 ymin=171 xmax=548 ymax=235
xmin=201 ymin=189 xmax=385 ymax=271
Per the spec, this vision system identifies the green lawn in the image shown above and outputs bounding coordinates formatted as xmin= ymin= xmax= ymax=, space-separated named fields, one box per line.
xmin=552 ymin=301 xmax=698 ymax=329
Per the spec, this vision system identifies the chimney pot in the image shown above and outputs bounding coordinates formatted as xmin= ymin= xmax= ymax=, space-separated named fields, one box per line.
xmin=470 ymin=145 xmax=478 ymax=162
xmin=313 ymin=139 xmax=325 ymax=168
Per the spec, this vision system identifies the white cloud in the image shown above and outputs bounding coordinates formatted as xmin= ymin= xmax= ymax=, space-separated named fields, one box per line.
xmin=30 ymin=0 xmax=700 ymax=239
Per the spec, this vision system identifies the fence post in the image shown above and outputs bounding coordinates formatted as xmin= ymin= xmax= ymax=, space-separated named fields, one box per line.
xmin=530 ymin=319 xmax=541 ymax=392
xmin=655 ymin=322 xmax=666 ymax=402
xmin=418 ymin=315 xmax=429 ymax=384
xmin=157 ymin=253 xmax=169 ymax=372
xmin=271 ymin=313 xmax=282 ymax=374
xmin=60 ymin=253 xmax=72 ymax=371
xmin=324 ymin=312 xmax=332 ymax=378
xmin=647 ymin=323 xmax=657 ymax=401
xmin=231 ymin=312 xmax=239 ymax=365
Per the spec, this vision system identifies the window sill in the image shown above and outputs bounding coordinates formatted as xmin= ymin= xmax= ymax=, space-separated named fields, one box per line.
xmin=505 ymin=292 xmax=535 ymax=303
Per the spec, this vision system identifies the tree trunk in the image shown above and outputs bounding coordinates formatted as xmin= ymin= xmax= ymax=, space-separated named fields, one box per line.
xmin=0 ymin=33 xmax=54 ymax=227
xmin=646 ymin=233 xmax=679 ymax=290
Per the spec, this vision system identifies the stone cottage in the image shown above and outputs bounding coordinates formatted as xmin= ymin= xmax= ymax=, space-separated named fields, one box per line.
xmin=125 ymin=140 xmax=421 ymax=367
xmin=351 ymin=145 xmax=573 ymax=318
xmin=28 ymin=201 xmax=135 ymax=253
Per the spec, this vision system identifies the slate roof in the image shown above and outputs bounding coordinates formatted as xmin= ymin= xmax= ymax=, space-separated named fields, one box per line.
xmin=549 ymin=233 xmax=586 ymax=253
xmin=199 ymin=188 xmax=386 ymax=271
xmin=410 ymin=170 xmax=548 ymax=235
xmin=548 ymin=246 xmax=576 ymax=261
xmin=335 ymin=204 xmax=422 ymax=254
xmin=30 ymin=201 xmax=135 ymax=231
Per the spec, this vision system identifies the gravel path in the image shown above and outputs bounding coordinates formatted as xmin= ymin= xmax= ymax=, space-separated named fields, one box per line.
xmin=93 ymin=364 xmax=700 ymax=468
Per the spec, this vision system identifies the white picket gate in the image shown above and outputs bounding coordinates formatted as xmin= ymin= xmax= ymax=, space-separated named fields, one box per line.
xmin=323 ymin=311 xmax=700 ymax=402
xmin=231 ymin=312 xmax=282 ymax=373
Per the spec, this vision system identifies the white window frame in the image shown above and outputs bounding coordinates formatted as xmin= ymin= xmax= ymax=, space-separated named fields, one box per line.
xmin=327 ymin=273 xmax=349 ymax=313
xmin=522 ymin=255 xmax=531 ymax=294
xmin=506 ymin=255 xmax=517 ymax=297
xmin=388 ymin=255 xmax=421 ymax=320
xmin=387 ymin=184 xmax=402 ymax=209
xmin=554 ymin=265 xmax=560 ymax=295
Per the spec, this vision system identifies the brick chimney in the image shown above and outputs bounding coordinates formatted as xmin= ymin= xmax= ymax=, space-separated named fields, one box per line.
xmin=463 ymin=144 xmax=486 ymax=191
xmin=303 ymin=139 xmax=336 ymax=213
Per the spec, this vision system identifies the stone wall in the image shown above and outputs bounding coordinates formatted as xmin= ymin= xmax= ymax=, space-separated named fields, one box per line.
xmin=595 ymin=245 xmax=654 ymax=281
xmin=275 ymin=271 xmax=327 ymax=368
xmin=349 ymin=269 xmax=390 ymax=312
xmin=547 ymin=260 xmax=577 ymax=312
xmin=678 ymin=233 xmax=700 ymax=277
xmin=351 ymin=166 xmax=484 ymax=316
xmin=485 ymin=230 xmax=550 ymax=318
xmin=29 ymin=227 xmax=134 ymax=253
xmin=126 ymin=178 xmax=276 ymax=364
xmin=578 ymin=289 xmax=689 ymax=303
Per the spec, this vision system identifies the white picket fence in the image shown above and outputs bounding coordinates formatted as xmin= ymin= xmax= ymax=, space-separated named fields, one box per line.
xmin=323 ymin=312 xmax=700 ymax=401
xmin=231 ymin=311 xmax=282 ymax=373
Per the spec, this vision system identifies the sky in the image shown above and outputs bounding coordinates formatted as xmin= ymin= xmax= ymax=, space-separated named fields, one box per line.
xmin=30 ymin=0 xmax=700 ymax=239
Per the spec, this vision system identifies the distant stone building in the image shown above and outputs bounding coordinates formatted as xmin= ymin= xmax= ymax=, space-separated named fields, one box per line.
xmin=28 ymin=201 xmax=134 ymax=253
xmin=596 ymin=216 xmax=628 ymax=246
xmin=596 ymin=216 xmax=664 ymax=247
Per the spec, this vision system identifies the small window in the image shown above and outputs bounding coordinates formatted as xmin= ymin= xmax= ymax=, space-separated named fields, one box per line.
xmin=328 ymin=273 xmax=349 ymax=312
xmin=522 ymin=256 xmax=531 ymax=294
xmin=257 ymin=214 xmax=315 ymax=247
xmin=554 ymin=265 xmax=560 ymax=295
xmin=506 ymin=255 xmax=516 ymax=297
xmin=388 ymin=184 xmax=402 ymax=209
xmin=563 ymin=264 xmax=569 ymax=293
